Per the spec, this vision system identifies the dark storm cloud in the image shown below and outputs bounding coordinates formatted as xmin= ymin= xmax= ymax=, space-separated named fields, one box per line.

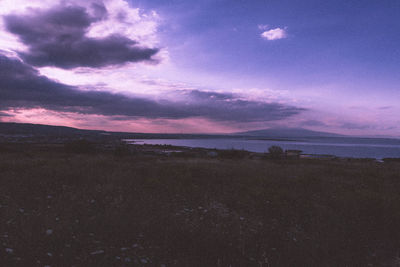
xmin=91 ymin=2 xmax=108 ymax=20
xmin=4 ymin=5 xmax=158 ymax=69
xmin=182 ymin=90 xmax=305 ymax=122
xmin=0 ymin=55 xmax=182 ymax=118
xmin=0 ymin=55 xmax=304 ymax=122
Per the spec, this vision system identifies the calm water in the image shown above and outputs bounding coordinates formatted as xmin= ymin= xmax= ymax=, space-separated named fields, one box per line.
xmin=125 ymin=137 xmax=400 ymax=159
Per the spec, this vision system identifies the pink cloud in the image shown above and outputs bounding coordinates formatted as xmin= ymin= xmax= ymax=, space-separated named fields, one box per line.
xmin=1 ymin=108 xmax=239 ymax=133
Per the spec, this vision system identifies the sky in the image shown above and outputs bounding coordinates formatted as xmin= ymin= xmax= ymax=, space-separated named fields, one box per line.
xmin=0 ymin=0 xmax=399 ymax=136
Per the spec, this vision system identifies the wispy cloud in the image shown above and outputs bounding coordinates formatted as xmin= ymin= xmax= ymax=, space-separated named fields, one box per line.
xmin=261 ymin=27 xmax=287 ymax=41
xmin=0 ymin=111 xmax=12 ymax=117
xmin=258 ymin=24 xmax=269 ymax=30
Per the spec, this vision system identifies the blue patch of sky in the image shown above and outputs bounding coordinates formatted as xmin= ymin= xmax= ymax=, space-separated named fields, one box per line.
xmin=131 ymin=0 xmax=400 ymax=94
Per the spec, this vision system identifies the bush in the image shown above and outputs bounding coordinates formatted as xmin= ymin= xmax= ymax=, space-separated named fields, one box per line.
xmin=0 ymin=144 xmax=7 ymax=153
xmin=218 ymin=149 xmax=248 ymax=159
xmin=64 ymin=139 xmax=96 ymax=154
xmin=268 ymin=145 xmax=284 ymax=159
xmin=113 ymin=144 xmax=131 ymax=157
xmin=383 ymin=158 xmax=400 ymax=163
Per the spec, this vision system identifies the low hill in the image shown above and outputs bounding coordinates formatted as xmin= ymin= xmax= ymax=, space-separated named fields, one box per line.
xmin=0 ymin=122 xmax=104 ymax=136
xmin=0 ymin=122 xmax=227 ymax=140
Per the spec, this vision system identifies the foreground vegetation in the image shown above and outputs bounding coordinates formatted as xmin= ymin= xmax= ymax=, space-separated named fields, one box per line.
xmin=1 ymin=144 xmax=400 ymax=266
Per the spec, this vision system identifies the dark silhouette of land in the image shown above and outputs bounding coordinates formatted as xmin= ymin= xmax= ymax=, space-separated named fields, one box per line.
xmin=1 ymin=122 xmax=400 ymax=266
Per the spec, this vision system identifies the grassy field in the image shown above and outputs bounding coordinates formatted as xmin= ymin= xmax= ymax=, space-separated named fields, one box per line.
xmin=1 ymin=144 xmax=400 ymax=266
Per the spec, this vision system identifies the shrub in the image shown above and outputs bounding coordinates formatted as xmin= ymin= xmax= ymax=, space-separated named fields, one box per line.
xmin=268 ymin=145 xmax=284 ymax=159
xmin=218 ymin=149 xmax=248 ymax=159
xmin=113 ymin=144 xmax=131 ymax=157
xmin=383 ymin=158 xmax=400 ymax=163
xmin=64 ymin=139 xmax=96 ymax=154
xmin=285 ymin=149 xmax=302 ymax=159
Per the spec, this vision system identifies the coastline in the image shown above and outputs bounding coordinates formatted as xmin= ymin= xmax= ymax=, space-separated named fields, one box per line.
xmin=124 ymin=139 xmax=400 ymax=161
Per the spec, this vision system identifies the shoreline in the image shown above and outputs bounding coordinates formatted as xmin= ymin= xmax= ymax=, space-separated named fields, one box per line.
xmin=124 ymin=140 xmax=400 ymax=161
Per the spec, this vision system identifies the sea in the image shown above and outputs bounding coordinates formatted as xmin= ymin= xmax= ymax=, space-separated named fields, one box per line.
xmin=125 ymin=137 xmax=400 ymax=159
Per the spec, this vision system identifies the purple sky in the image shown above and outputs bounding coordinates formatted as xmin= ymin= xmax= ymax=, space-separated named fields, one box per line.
xmin=0 ymin=0 xmax=399 ymax=136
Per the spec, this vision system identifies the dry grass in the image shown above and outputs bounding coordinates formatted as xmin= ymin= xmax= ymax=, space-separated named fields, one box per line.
xmin=0 ymin=144 xmax=400 ymax=266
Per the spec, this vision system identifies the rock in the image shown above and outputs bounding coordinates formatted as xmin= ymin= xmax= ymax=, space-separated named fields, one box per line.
xmin=90 ymin=250 xmax=105 ymax=255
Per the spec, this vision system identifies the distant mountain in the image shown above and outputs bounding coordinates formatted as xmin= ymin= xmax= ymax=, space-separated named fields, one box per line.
xmin=234 ymin=128 xmax=344 ymax=138
xmin=0 ymin=122 xmax=104 ymax=136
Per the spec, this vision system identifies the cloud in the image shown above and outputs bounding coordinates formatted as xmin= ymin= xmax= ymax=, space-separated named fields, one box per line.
xmin=4 ymin=4 xmax=159 ymax=69
xmin=261 ymin=27 xmax=287 ymax=41
xmin=378 ymin=106 xmax=392 ymax=110
xmin=300 ymin=120 xmax=327 ymax=127
xmin=0 ymin=55 xmax=304 ymax=122
xmin=340 ymin=122 xmax=372 ymax=130
xmin=258 ymin=24 xmax=269 ymax=30
xmin=0 ymin=1 xmax=303 ymax=128
xmin=0 ymin=112 xmax=12 ymax=117
xmin=0 ymin=55 xmax=181 ymax=118
xmin=178 ymin=90 xmax=305 ymax=122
